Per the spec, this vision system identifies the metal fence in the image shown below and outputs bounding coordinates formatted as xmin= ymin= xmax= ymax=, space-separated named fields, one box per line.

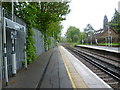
xmin=32 ymin=28 xmax=55 ymax=55
xmin=32 ymin=28 xmax=45 ymax=55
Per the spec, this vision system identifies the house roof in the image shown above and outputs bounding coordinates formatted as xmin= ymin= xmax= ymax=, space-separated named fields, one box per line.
xmin=94 ymin=27 xmax=118 ymax=38
xmin=94 ymin=29 xmax=104 ymax=37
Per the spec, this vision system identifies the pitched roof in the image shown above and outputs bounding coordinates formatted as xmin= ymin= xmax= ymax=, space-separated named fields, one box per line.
xmin=94 ymin=27 xmax=118 ymax=38
xmin=94 ymin=29 xmax=104 ymax=37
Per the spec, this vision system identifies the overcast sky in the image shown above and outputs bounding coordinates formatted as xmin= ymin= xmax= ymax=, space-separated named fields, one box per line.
xmin=61 ymin=0 xmax=120 ymax=37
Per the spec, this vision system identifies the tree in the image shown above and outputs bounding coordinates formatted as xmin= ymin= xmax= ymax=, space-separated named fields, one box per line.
xmin=109 ymin=9 xmax=120 ymax=34
xmin=2 ymin=2 xmax=70 ymax=62
xmin=39 ymin=2 xmax=70 ymax=51
xmin=66 ymin=26 xmax=81 ymax=43
xmin=13 ymin=2 xmax=70 ymax=60
xmin=79 ymin=32 xmax=87 ymax=44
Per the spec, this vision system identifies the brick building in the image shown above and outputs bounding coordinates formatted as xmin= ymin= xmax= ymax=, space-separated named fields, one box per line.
xmin=94 ymin=28 xmax=119 ymax=44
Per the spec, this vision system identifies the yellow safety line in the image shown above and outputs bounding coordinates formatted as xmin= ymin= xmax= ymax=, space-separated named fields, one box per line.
xmin=59 ymin=46 xmax=76 ymax=89
xmin=64 ymin=62 xmax=76 ymax=89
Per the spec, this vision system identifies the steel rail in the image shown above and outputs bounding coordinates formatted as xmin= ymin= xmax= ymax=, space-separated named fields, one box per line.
xmin=75 ymin=46 xmax=119 ymax=63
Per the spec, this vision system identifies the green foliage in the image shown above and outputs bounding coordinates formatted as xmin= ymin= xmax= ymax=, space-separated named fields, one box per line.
xmin=14 ymin=3 xmax=38 ymax=63
xmin=79 ymin=32 xmax=87 ymax=43
xmin=60 ymin=37 xmax=67 ymax=43
xmin=66 ymin=26 xmax=81 ymax=43
xmin=26 ymin=26 xmax=36 ymax=63
xmin=38 ymin=2 xmax=70 ymax=51
xmin=109 ymin=9 xmax=120 ymax=34
xmin=98 ymin=43 xmax=120 ymax=45
xmin=21 ymin=61 xmax=25 ymax=66
xmin=2 ymin=2 xmax=70 ymax=63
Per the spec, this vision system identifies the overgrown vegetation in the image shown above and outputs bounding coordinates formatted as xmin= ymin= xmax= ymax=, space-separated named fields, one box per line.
xmin=2 ymin=2 xmax=70 ymax=63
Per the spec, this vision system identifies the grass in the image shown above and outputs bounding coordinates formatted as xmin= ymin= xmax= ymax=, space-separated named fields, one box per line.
xmin=98 ymin=43 xmax=120 ymax=45
xmin=67 ymin=42 xmax=120 ymax=46
xmin=67 ymin=42 xmax=90 ymax=46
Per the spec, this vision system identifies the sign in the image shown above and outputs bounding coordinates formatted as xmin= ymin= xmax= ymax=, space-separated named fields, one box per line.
xmin=4 ymin=17 xmax=25 ymax=32
xmin=11 ymin=31 xmax=17 ymax=39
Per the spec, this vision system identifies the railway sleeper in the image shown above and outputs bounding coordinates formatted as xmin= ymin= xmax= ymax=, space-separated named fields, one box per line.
xmin=107 ymin=82 xmax=119 ymax=85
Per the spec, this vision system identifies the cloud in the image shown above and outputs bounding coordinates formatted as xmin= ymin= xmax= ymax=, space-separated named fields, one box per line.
xmin=61 ymin=0 xmax=119 ymax=37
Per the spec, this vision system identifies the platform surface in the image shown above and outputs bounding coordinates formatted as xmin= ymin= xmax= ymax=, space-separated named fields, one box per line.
xmin=76 ymin=45 xmax=120 ymax=53
xmin=59 ymin=46 xmax=112 ymax=88
xmin=4 ymin=47 xmax=72 ymax=88
xmin=3 ymin=46 xmax=112 ymax=89
xmin=40 ymin=47 xmax=72 ymax=88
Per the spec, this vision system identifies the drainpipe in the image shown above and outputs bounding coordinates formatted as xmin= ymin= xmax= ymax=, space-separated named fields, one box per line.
xmin=3 ymin=8 xmax=8 ymax=86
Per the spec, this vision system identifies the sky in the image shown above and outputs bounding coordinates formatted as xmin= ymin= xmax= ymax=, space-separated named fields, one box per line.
xmin=61 ymin=0 xmax=120 ymax=37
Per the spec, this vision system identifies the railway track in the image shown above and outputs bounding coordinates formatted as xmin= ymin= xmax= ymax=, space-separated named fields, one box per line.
xmin=75 ymin=46 xmax=119 ymax=63
xmin=63 ymin=45 xmax=120 ymax=89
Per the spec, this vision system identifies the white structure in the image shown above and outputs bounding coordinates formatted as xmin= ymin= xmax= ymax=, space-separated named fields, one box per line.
xmin=118 ymin=1 xmax=120 ymax=13
xmin=0 ymin=2 xmax=2 ymax=89
xmin=84 ymin=24 xmax=95 ymax=44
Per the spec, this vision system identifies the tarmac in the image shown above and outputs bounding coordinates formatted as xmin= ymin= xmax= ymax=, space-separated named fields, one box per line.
xmin=3 ymin=47 xmax=72 ymax=89
xmin=2 ymin=45 xmax=111 ymax=89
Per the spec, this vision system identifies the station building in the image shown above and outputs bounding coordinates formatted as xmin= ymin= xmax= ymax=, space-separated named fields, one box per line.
xmin=94 ymin=28 xmax=119 ymax=44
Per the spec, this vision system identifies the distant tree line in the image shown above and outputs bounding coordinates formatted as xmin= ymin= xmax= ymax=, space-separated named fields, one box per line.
xmin=109 ymin=9 xmax=120 ymax=34
xmin=65 ymin=26 xmax=86 ymax=43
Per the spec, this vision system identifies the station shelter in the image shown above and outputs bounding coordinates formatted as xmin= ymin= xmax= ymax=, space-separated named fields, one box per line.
xmin=1 ymin=9 xmax=27 ymax=86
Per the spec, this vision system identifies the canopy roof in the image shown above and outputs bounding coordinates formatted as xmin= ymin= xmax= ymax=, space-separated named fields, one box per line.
xmin=5 ymin=17 xmax=26 ymax=32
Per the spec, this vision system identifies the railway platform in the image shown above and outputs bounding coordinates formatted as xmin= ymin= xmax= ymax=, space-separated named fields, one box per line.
xmin=75 ymin=45 xmax=120 ymax=53
xmin=3 ymin=45 xmax=112 ymax=89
